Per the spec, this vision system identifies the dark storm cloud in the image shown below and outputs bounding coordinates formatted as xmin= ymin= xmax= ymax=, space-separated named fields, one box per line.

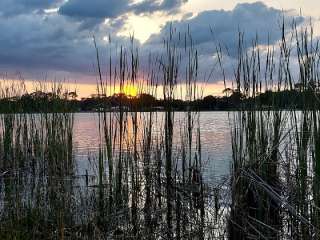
xmin=59 ymin=0 xmax=130 ymax=19
xmin=0 ymin=0 xmax=61 ymax=16
xmin=59 ymin=0 xmax=188 ymax=22
xmin=0 ymin=1 xmax=308 ymax=85
xmin=147 ymin=2 xmax=304 ymax=55
xmin=143 ymin=2 xmax=305 ymax=82
xmin=0 ymin=14 xmax=91 ymax=72
xmin=58 ymin=0 xmax=188 ymax=31
xmin=0 ymin=10 xmax=139 ymax=82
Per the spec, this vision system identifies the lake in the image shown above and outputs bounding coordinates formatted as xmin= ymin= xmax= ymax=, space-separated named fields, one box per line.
xmin=73 ymin=112 xmax=233 ymax=183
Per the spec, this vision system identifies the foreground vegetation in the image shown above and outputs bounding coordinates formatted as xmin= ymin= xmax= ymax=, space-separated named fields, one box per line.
xmin=1 ymin=20 xmax=320 ymax=239
xmin=229 ymin=23 xmax=320 ymax=238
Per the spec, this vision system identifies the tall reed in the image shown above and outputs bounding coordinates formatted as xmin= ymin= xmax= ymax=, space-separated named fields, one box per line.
xmin=229 ymin=20 xmax=320 ymax=239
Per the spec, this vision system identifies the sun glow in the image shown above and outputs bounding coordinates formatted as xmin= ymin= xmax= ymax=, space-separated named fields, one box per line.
xmin=122 ymin=84 xmax=139 ymax=97
xmin=11 ymin=79 xmax=226 ymax=100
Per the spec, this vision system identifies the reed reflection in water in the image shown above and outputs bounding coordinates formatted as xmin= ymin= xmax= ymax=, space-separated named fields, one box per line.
xmin=73 ymin=112 xmax=232 ymax=182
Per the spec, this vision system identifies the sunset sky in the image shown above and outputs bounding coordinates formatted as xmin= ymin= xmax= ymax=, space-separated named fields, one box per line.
xmin=0 ymin=0 xmax=319 ymax=98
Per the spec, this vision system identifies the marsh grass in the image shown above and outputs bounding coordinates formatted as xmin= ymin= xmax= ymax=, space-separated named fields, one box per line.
xmin=1 ymin=19 xmax=320 ymax=240
xmin=228 ymin=21 xmax=320 ymax=239
xmin=0 ymin=81 xmax=77 ymax=239
xmin=88 ymin=29 xmax=213 ymax=239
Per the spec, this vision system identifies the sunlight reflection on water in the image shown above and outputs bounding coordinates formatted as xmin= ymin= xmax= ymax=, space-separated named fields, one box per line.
xmin=73 ymin=112 xmax=233 ymax=183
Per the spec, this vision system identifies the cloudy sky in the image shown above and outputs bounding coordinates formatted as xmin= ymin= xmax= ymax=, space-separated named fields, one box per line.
xmin=0 ymin=0 xmax=319 ymax=97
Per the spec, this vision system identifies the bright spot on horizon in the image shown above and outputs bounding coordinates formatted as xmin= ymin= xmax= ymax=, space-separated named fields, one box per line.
xmin=7 ymin=79 xmax=229 ymax=99
xmin=123 ymin=84 xmax=139 ymax=97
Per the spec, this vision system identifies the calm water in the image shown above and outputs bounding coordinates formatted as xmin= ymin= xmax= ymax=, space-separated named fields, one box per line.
xmin=73 ymin=112 xmax=233 ymax=183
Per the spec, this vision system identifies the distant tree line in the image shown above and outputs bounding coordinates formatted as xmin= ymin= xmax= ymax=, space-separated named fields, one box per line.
xmin=0 ymin=86 xmax=318 ymax=113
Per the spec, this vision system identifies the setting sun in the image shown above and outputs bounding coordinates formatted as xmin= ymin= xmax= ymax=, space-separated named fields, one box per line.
xmin=123 ymin=84 xmax=138 ymax=97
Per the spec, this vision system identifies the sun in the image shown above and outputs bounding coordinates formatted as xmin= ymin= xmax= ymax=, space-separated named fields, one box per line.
xmin=123 ymin=84 xmax=138 ymax=97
